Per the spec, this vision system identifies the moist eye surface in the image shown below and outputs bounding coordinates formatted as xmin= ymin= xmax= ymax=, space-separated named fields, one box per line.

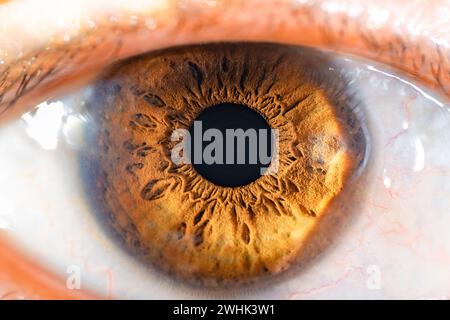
xmin=87 ymin=42 xmax=366 ymax=286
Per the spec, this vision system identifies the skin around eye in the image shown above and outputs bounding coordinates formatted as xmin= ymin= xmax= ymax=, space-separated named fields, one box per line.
xmin=0 ymin=0 xmax=449 ymax=123
xmin=87 ymin=43 xmax=365 ymax=286
xmin=0 ymin=0 xmax=448 ymax=299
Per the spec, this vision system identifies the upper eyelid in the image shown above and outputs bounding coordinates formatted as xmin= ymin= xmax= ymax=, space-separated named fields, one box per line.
xmin=0 ymin=0 xmax=448 ymax=300
xmin=0 ymin=0 xmax=449 ymax=120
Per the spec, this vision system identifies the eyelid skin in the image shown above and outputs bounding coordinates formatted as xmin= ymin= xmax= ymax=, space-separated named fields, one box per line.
xmin=0 ymin=0 xmax=449 ymax=123
xmin=0 ymin=0 xmax=448 ymax=299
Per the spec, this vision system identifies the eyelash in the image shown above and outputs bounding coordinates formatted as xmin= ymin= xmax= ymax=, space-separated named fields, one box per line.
xmin=0 ymin=1 xmax=449 ymax=299
xmin=0 ymin=0 xmax=449 ymax=122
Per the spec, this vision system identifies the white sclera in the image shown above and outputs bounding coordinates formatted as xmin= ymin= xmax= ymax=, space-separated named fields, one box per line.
xmin=0 ymin=49 xmax=449 ymax=299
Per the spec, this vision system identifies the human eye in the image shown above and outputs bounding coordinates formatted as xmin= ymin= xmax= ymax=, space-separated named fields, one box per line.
xmin=0 ymin=0 xmax=449 ymax=300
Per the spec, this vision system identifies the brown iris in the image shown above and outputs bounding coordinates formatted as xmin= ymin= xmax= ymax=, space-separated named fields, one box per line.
xmin=88 ymin=43 xmax=365 ymax=286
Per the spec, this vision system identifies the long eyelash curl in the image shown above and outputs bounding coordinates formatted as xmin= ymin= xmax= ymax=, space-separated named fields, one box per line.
xmin=82 ymin=42 xmax=367 ymax=287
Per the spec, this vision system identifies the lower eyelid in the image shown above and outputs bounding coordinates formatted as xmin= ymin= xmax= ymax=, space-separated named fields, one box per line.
xmin=0 ymin=0 xmax=449 ymax=300
xmin=0 ymin=233 xmax=95 ymax=299
xmin=0 ymin=0 xmax=449 ymax=119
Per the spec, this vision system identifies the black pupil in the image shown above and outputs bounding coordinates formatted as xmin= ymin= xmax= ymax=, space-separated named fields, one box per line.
xmin=188 ymin=103 xmax=273 ymax=187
